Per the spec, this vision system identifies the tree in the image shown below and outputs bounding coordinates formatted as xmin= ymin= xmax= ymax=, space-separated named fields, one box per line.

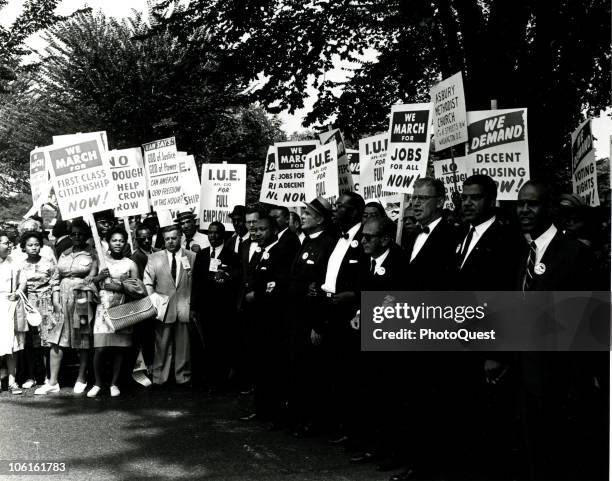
xmin=153 ymin=0 xmax=610 ymax=188
xmin=0 ymin=8 xmax=284 ymax=199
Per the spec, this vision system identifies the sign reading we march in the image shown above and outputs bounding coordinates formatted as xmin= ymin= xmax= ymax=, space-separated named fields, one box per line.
xmin=382 ymin=103 xmax=433 ymax=194
xmin=570 ymin=118 xmax=599 ymax=207
xmin=274 ymin=140 xmax=318 ymax=206
xmin=199 ymin=164 xmax=246 ymax=231
xmin=465 ymin=109 xmax=529 ymax=201
xmin=45 ymin=133 xmax=117 ymax=219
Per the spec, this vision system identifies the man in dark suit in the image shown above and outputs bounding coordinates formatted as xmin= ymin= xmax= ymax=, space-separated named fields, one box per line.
xmin=226 ymin=205 xmax=250 ymax=255
xmin=241 ymin=215 xmax=292 ymax=425
xmin=515 ymin=181 xmax=605 ymax=481
xmin=235 ymin=207 xmax=264 ymax=394
xmin=403 ymin=177 xmax=459 ymax=289
xmin=350 ymin=216 xmax=410 ymax=469
xmin=270 ymin=205 xmax=301 ymax=263
xmin=316 ymin=192 xmax=367 ymax=443
xmin=456 ymin=175 xmax=523 ymax=290
xmin=191 ymin=221 xmax=240 ymax=391
xmin=454 ymin=175 xmax=523 ymax=480
xmin=286 ymin=197 xmax=338 ymax=436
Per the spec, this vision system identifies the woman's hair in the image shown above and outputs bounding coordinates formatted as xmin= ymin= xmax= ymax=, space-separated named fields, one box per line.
xmin=70 ymin=218 xmax=92 ymax=239
xmin=19 ymin=230 xmax=44 ymax=249
xmin=105 ymin=226 xmax=128 ymax=243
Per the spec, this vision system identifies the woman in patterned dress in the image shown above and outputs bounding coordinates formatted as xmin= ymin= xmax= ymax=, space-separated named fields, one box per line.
xmin=16 ymin=231 xmax=59 ymax=389
xmin=87 ymin=226 xmax=138 ymax=398
xmin=0 ymin=231 xmax=24 ymax=394
xmin=35 ymin=219 xmax=98 ymax=395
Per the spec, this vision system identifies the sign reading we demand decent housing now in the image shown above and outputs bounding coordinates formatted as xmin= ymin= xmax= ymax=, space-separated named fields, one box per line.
xmin=465 ymin=109 xmax=530 ymax=201
xmin=45 ymin=133 xmax=117 ymax=219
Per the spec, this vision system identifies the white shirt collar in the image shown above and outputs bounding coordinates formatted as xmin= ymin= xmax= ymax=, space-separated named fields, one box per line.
xmin=473 ymin=215 xmax=496 ymax=236
xmin=263 ymin=240 xmax=278 ymax=254
xmin=308 ymin=230 xmax=323 ymax=239
xmin=372 ymin=248 xmax=390 ymax=269
xmin=345 ymin=223 xmax=361 ymax=240
xmin=240 ymin=232 xmax=250 ymax=241
xmin=420 ymin=216 xmax=442 ymax=234
xmin=527 ymin=224 xmax=557 ymax=264
xmin=278 ymin=227 xmax=288 ymax=239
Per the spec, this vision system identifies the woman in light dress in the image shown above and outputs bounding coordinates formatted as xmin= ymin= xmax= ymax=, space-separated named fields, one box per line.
xmin=16 ymin=231 xmax=59 ymax=389
xmin=35 ymin=219 xmax=98 ymax=395
xmin=0 ymin=231 xmax=25 ymax=395
xmin=88 ymin=226 xmax=138 ymax=398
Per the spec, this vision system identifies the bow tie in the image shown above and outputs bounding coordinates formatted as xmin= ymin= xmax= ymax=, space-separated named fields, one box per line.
xmin=341 ymin=232 xmax=350 ymax=239
xmin=417 ymin=224 xmax=430 ymax=234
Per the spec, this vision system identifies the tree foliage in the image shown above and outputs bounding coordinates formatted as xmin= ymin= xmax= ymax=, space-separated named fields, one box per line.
xmin=153 ymin=0 xmax=610 ymax=186
xmin=0 ymin=7 xmax=284 ymax=198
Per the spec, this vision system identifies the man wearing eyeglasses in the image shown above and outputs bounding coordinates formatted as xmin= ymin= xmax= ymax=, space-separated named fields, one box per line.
xmin=403 ymin=177 xmax=459 ymax=290
xmin=131 ymin=224 xmax=158 ymax=280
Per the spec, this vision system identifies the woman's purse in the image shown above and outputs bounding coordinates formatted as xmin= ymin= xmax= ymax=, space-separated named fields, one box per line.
xmin=17 ymin=291 xmax=42 ymax=327
xmin=107 ymin=278 xmax=156 ymax=331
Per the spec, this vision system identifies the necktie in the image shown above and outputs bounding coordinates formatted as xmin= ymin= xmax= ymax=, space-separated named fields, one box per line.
xmin=171 ymin=252 xmax=177 ymax=282
xmin=418 ymin=224 xmax=430 ymax=235
xmin=522 ymin=241 xmax=537 ymax=292
xmin=211 ymin=247 xmax=216 ymax=259
xmin=185 ymin=238 xmax=192 ymax=250
xmin=370 ymin=258 xmax=376 ymax=275
xmin=458 ymin=225 xmax=475 ymax=268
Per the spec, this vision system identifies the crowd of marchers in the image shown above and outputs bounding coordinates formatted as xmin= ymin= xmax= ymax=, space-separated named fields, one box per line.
xmin=0 ymin=173 xmax=609 ymax=481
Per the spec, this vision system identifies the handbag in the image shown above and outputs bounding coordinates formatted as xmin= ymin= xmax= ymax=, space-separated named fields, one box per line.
xmin=107 ymin=296 xmax=157 ymax=331
xmin=17 ymin=291 xmax=42 ymax=327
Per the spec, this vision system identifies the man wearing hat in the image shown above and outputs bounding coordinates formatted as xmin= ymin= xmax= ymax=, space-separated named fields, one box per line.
xmin=226 ymin=205 xmax=250 ymax=254
xmin=286 ymin=196 xmax=338 ymax=436
xmin=176 ymin=211 xmax=210 ymax=253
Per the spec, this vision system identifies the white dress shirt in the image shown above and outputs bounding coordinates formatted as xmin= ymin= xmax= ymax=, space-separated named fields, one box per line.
xmin=210 ymin=243 xmax=224 ymax=259
xmin=410 ymin=216 xmax=443 ymax=262
xmin=298 ymin=232 xmax=306 ymax=244
xmin=371 ymin=247 xmax=391 ymax=273
xmin=322 ymin=223 xmax=361 ymax=293
xmin=232 ymin=232 xmax=250 ymax=254
xmin=182 ymin=231 xmax=210 ymax=251
xmin=459 ymin=215 xmax=496 ymax=269
xmin=248 ymin=241 xmax=259 ymax=262
xmin=526 ymin=224 xmax=557 ymax=264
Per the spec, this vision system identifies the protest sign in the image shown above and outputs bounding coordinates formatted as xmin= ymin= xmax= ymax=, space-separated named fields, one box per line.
xmin=304 ymin=143 xmax=339 ymax=204
xmin=29 ymin=148 xmax=48 ymax=209
xmin=172 ymin=154 xmax=201 ymax=219
xmin=108 ymin=148 xmax=148 ymax=217
xmin=143 ymin=137 xmax=188 ymax=213
xmin=465 ymin=108 xmax=529 ymax=201
xmin=382 ymin=103 xmax=433 ymax=194
xmin=347 ymin=149 xmax=360 ymax=192
xmin=199 ymin=164 xmax=246 ymax=230
xmin=430 ymin=72 xmax=468 ymax=151
xmin=359 ymin=133 xmax=401 ymax=203
xmin=44 ymin=133 xmax=117 ymax=220
xmin=433 ymin=156 xmax=468 ymax=210
xmin=570 ymin=118 xmax=599 ymax=207
xmin=259 ymin=146 xmax=277 ymax=203
xmin=54 ymin=131 xmax=108 ymax=151
xmin=319 ymin=129 xmax=354 ymax=194
xmin=274 ymin=140 xmax=318 ymax=205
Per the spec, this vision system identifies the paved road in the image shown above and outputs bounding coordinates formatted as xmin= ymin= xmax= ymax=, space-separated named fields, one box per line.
xmin=0 ymin=387 xmax=391 ymax=481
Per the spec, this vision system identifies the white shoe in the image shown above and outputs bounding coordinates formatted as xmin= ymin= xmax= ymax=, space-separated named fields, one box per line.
xmin=34 ymin=383 xmax=60 ymax=395
xmin=22 ymin=379 xmax=36 ymax=389
xmin=73 ymin=381 xmax=87 ymax=394
xmin=110 ymin=385 xmax=120 ymax=397
xmin=87 ymin=385 xmax=101 ymax=398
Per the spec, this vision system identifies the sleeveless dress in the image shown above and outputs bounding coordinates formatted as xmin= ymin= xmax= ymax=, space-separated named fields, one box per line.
xmin=93 ymin=256 xmax=135 ymax=348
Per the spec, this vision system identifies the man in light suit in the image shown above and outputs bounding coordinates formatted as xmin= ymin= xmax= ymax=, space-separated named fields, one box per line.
xmin=144 ymin=225 xmax=197 ymax=386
